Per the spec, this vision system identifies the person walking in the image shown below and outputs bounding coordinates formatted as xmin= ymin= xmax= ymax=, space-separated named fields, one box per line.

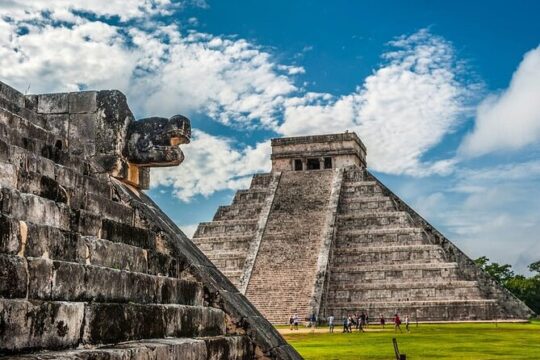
xmin=328 ymin=315 xmax=335 ymax=333
xmin=342 ymin=316 xmax=349 ymax=333
xmin=405 ymin=315 xmax=410 ymax=333
xmin=380 ymin=314 xmax=385 ymax=329
xmin=293 ymin=313 xmax=299 ymax=330
xmin=394 ymin=314 xmax=403 ymax=333
xmin=289 ymin=315 xmax=294 ymax=330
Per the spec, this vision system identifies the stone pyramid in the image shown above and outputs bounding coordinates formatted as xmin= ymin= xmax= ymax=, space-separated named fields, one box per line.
xmin=0 ymin=80 xmax=301 ymax=359
xmin=193 ymin=133 xmax=534 ymax=324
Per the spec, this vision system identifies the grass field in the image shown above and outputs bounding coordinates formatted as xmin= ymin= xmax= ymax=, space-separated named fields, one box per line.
xmin=280 ymin=320 xmax=540 ymax=359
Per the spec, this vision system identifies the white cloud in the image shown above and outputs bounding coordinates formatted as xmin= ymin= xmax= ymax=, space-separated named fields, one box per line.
xmin=279 ymin=29 xmax=470 ymax=176
xmin=460 ymin=45 xmax=540 ymax=156
xmin=151 ymin=130 xmax=270 ymax=201
xmin=0 ymin=1 xmax=301 ymax=128
xmin=0 ymin=3 xmax=475 ymax=197
xmin=0 ymin=0 xmax=177 ymax=22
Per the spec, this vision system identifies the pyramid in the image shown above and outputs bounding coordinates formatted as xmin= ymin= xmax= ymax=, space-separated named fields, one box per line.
xmin=0 ymin=80 xmax=301 ymax=359
xmin=193 ymin=133 xmax=534 ymax=324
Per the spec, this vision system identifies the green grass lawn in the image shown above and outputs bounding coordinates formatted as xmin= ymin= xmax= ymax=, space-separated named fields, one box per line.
xmin=281 ymin=320 xmax=540 ymax=359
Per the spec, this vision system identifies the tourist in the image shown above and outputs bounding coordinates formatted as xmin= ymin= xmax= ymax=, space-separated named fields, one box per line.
xmin=394 ymin=314 xmax=402 ymax=333
xmin=405 ymin=315 xmax=410 ymax=333
xmin=310 ymin=313 xmax=317 ymax=330
xmin=289 ymin=315 xmax=294 ymax=330
xmin=293 ymin=313 xmax=299 ymax=330
xmin=380 ymin=314 xmax=385 ymax=329
xmin=360 ymin=312 xmax=366 ymax=329
xmin=365 ymin=312 xmax=369 ymax=328
xmin=348 ymin=315 xmax=354 ymax=333
xmin=328 ymin=315 xmax=335 ymax=333
xmin=342 ymin=317 xmax=349 ymax=333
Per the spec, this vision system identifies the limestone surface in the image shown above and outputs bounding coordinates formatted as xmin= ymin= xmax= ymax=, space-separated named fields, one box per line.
xmin=193 ymin=133 xmax=534 ymax=324
xmin=0 ymin=80 xmax=301 ymax=359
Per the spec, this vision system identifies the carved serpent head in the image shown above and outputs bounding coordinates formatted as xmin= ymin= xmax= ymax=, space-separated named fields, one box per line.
xmin=125 ymin=115 xmax=191 ymax=167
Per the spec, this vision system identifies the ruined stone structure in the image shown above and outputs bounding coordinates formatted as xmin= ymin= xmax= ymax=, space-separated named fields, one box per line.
xmin=0 ymin=80 xmax=301 ymax=359
xmin=193 ymin=133 xmax=534 ymax=324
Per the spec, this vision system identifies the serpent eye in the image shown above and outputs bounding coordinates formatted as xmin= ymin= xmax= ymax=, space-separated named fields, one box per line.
xmin=138 ymin=138 xmax=152 ymax=150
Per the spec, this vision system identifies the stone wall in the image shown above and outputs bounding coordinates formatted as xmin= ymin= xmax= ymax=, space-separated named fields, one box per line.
xmin=0 ymin=81 xmax=301 ymax=359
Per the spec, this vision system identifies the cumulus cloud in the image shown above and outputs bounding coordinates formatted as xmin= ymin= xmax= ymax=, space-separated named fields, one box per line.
xmin=0 ymin=2 xmax=473 ymax=198
xmin=151 ymin=130 xmax=271 ymax=201
xmin=460 ymin=45 xmax=540 ymax=156
xmin=279 ymin=29 xmax=470 ymax=176
xmin=0 ymin=1 xmax=300 ymax=128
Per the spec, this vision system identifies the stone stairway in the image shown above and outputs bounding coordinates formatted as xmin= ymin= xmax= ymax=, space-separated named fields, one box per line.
xmin=245 ymin=170 xmax=335 ymax=323
xmin=192 ymin=174 xmax=275 ymax=287
xmin=323 ymin=167 xmax=518 ymax=321
xmin=0 ymin=81 xmax=300 ymax=359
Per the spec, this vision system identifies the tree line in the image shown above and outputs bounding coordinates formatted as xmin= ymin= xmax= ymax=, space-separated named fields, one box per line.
xmin=474 ymin=257 xmax=540 ymax=315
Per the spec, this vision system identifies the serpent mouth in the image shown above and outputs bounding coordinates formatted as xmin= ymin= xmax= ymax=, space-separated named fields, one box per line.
xmin=126 ymin=115 xmax=192 ymax=167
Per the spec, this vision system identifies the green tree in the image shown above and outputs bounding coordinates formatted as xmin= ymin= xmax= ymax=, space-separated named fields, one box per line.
xmin=475 ymin=257 xmax=540 ymax=315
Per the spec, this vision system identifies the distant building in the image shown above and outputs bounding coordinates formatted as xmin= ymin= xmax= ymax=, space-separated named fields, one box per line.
xmin=193 ymin=132 xmax=533 ymax=323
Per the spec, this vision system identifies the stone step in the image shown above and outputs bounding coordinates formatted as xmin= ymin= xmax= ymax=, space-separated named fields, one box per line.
xmin=1 ymin=255 xmax=203 ymax=306
xmin=327 ymin=286 xmax=483 ymax=303
xmin=232 ymin=189 xmax=269 ymax=205
xmin=213 ymin=204 xmax=264 ymax=221
xmin=250 ymin=173 xmax=274 ymax=188
xmin=194 ymin=220 xmax=258 ymax=237
xmin=0 ymin=142 xmax=111 ymax=197
xmin=196 ymin=239 xmax=250 ymax=253
xmin=333 ymin=244 xmax=441 ymax=254
xmin=101 ymin=218 xmax=154 ymax=248
xmin=332 ymin=245 xmax=446 ymax=264
xmin=5 ymin=336 xmax=253 ymax=360
xmin=325 ymin=299 xmax=500 ymax=321
xmin=206 ymin=250 xmax=247 ymax=260
xmin=329 ymin=262 xmax=460 ymax=282
xmin=338 ymin=196 xmax=395 ymax=212
xmin=337 ymin=211 xmax=413 ymax=229
xmin=0 ymin=187 xmax=71 ymax=230
xmin=336 ymin=227 xmax=425 ymax=245
xmin=193 ymin=234 xmax=254 ymax=242
xmin=0 ymin=214 xmax=178 ymax=277
xmin=0 ymin=299 xmax=227 ymax=352
xmin=0 ymin=125 xmax=90 ymax=176
xmin=329 ymin=280 xmax=477 ymax=291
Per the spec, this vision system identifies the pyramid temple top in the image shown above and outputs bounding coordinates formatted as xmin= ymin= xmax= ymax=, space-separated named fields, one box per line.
xmin=270 ymin=132 xmax=367 ymax=172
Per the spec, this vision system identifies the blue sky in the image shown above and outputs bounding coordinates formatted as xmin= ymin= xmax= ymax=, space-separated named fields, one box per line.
xmin=1 ymin=0 xmax=539 ymax=273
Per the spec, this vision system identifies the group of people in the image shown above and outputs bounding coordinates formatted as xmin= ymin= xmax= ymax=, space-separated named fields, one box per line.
xmin=289 ymin=312 xmax=411 ymax=333
xmin=326 ymin=312 xmax=411 ymax=333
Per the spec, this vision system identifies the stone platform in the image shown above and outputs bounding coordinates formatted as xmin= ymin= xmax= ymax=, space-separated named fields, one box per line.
xmin=0 ymin=81 xmax=301 ymax=359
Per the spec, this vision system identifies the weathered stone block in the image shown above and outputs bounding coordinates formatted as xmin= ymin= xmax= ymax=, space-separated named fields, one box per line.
xmin=68 ymin=91 xmax=97 ymax=114
xmin=0 ymin=255 xmax=27 ymax=298
xmin=82 ymin=236 xmax=148 ymax=273
xmin=0 ymin=214 xmax=21 ymax=254
xmin=27 ymin=258 xmax=53 ymax=299
xmin=0 ymin=162 xmax=17 ymax=189
xmin=70 ymin=209 xmax=101 ymax=237
xmin=204 ymin=336 xmax=252 ymax=360
xmin=101 ymin=219 xmax=153 ymax=249
xmin=0 ymin=299 xmax=84 ymax=353
xmin=82 ymin=303 xmax=226 ymax=344
xmin=37 ymin=93 xmax=69 ymax=114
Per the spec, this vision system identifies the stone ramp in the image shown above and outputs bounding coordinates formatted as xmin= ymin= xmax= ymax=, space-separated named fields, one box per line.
xmin=0 ymin=81 xmax=301 ymax=359
xmin=245 ymin=170 xmax=335 ymax=323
